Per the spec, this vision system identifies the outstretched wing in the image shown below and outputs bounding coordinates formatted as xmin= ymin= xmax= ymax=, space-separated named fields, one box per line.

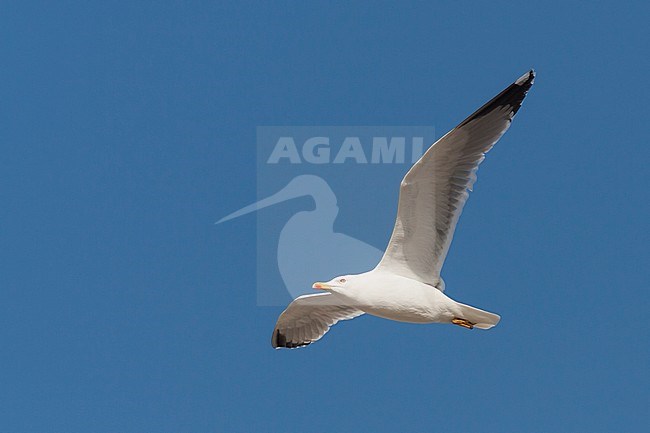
xmin=375 ymin=70 xmax=535 ymax=289
xmin=272 ymin=292 xmax=364 ymax=349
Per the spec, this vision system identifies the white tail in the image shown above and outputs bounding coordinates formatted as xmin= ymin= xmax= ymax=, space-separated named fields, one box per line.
xmin=455 ymin=302 xmax=501 ymax=329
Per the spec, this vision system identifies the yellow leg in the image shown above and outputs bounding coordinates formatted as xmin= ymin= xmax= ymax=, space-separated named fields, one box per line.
xmin=452 ymin=318 xmax=475 ymax=329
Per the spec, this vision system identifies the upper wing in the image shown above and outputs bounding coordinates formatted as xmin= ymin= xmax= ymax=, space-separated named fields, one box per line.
xmin=271 ymin=292 xmax=364 ymax=349
xmin=375 ymin=70 xmax=535 ymax=289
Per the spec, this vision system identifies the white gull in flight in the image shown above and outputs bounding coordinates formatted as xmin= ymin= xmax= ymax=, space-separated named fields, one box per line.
xmin=272 ymin=70 xmax=535 ymax=349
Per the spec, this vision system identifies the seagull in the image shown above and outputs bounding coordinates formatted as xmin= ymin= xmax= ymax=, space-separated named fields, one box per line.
xmin=272 ymin=70 xmax=535 ymax=349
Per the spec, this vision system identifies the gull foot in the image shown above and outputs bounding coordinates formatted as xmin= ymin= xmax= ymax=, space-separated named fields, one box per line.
xmin=452 ymin=318 xmax=475 ymax=329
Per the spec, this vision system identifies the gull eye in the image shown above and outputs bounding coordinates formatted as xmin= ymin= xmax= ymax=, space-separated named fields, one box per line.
xmin=339 ymin=278 xmax=346 ymax=283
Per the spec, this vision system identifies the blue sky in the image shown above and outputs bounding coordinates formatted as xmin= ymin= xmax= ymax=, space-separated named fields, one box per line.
xmin=1 ymin=1 xmax=649 ymax=432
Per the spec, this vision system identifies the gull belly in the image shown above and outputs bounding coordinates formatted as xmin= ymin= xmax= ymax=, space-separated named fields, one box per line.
xmin=334 ymin=272 xmax=460 ymax=324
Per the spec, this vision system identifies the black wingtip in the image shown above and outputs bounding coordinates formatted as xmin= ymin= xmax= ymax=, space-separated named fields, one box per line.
xmin=515 ymin=69 xmax=535 ymax=89
xmin=271 ymin=328 xmax=310 ymax=349
xmin=457 ymin=69 xmax=535 ymax=128
xmin=271 ymin=329 xmax=281 ymax=349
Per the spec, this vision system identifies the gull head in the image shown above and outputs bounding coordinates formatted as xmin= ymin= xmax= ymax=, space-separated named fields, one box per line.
xmin=312 ymin=275 xmax=356 ymax=293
